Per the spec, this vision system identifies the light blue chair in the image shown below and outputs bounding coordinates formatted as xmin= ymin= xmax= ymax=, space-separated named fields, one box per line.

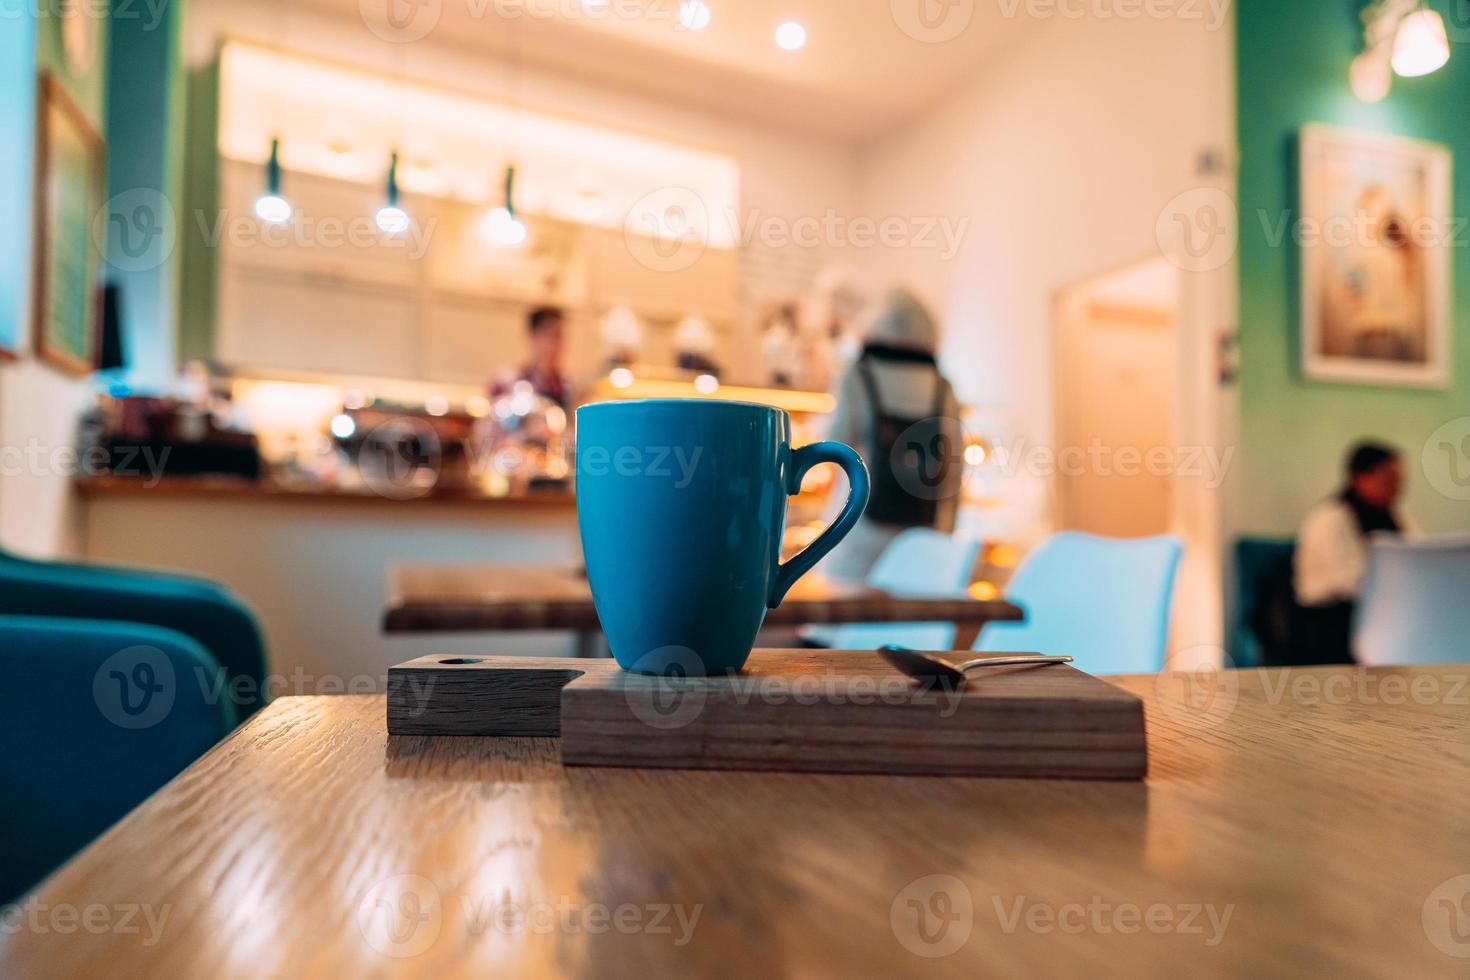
xmin=976 ymin=532 xmax=1183 ymax=675
xmin=1354 ymin=535 xmax=1470 ymax=666
xmin=806 ymin=528 xmax=982 ymax=650
xmin=0 ymin=615 xmax=238 ymax=902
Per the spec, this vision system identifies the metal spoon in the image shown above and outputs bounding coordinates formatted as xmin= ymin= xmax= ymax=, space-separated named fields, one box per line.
xmin=879 ymin=646 xmax=1073 ymax=688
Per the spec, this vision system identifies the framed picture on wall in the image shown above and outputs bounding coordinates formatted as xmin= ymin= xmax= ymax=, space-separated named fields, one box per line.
xmin=32 ymin=73 xmax=106 ymax=376
xmin=1299 ymin=124 xmax=1452 ymax=388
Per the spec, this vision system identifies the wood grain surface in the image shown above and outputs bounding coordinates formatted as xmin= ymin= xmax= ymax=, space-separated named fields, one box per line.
xmin=5 ymin=665 xmax=1470 ymax=978
xmin=387 ymin=650 xmax=1148 ymax=779
xmin=383 ymin=564 xmax=1024 ymax=636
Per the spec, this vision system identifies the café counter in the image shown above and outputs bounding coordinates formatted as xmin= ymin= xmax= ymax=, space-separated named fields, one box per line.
xmin=74 ymin=476 xmax=583 ymax=688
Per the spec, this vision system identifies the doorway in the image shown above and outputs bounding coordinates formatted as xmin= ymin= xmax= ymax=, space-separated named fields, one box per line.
xmin=1053 ymin=259 xmax=1179 ymax=537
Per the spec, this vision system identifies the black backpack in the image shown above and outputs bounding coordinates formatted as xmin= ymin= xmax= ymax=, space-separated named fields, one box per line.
xmin=856 ymin=359 xmax=955 ymax=528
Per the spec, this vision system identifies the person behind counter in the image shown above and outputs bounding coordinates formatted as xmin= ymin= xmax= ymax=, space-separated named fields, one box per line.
xmin=492 ymin=306 xmax=571 ymax=409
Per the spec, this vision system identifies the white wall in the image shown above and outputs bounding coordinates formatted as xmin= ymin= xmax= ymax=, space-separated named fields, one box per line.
xmin=855 ymin=14 xmax=1236 ymax=653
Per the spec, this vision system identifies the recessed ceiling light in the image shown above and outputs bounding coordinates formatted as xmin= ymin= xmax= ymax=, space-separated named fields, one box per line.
xmin=775 ymin=21 xmax=806 ymax=51
xmin=678 ymin=1 xmax=710 ymax=30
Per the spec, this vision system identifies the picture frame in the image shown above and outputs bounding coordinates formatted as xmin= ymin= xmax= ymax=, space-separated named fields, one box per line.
xmin=32 ymin=73 xmax=106 ymax=376
xmin=1298 ymin=124 xmax=1452 ymax=388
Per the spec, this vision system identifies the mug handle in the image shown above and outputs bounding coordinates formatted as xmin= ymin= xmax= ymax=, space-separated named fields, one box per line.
xmin=768 ymin=441 xmax=871 ymax=608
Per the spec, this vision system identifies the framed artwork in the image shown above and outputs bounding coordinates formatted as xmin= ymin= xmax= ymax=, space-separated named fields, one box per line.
xmin=32 ymin=73 xmax=106 ymax=376
xmin=1299 ymin=124 xmax=1452 ymax=388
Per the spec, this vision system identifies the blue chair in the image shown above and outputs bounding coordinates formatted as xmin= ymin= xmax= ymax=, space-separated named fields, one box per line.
xmin=1234 ymin=538 xmax=1295 ymax=668
xmin=0 ymin=548 xmax=268 ymax=717
xmin=805 ymin=528 xmax=982 ymax=650
xmin=0 ymin=615 xmax=238 ymax=902
xmin=976 ymin=532 xmax=1183 ymax=675
xmin=1354 ymin=535 xmax=1470 ymax=665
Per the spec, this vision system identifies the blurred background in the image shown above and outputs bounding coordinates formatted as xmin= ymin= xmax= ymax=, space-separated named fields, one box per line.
xmin=0 ymin=0 xmax=1467 ymax=683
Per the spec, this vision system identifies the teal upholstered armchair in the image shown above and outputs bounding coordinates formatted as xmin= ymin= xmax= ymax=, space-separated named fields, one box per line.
xmin=0 ymin=550 xmax=268 ymax=901
xmin=0 ymin=615 xmax=238 ymax=901
xmin=0 ymin=548 xmax=268 ymax=717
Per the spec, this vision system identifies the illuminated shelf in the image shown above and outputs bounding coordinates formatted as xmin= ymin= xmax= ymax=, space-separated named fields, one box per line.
xmin=588 ymin=376 xmax=836 ymax=415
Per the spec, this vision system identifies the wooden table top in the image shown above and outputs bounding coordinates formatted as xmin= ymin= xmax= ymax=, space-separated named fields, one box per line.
xmin=383 ymin=564 xmax=1024 ymax=634
xmin=7 ymin=663 xmax=1470 ymax=978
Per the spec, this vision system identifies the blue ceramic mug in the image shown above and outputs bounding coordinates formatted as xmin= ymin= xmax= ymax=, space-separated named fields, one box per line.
xmin=576 ymin=399 xmax=871 ymax=675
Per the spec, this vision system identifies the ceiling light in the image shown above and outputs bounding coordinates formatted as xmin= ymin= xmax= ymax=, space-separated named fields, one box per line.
xmin=375 ymin=151 xmax=409 ymax=235
xmin=775 ymin=21 xmax=806 ymax=51
xmin=678 ymin=1 xmax=710 ymax=31
xmin=1392 ymin=7 xmax=1450 ymax=77
xmin=254 ymin=137 xmax=291 ymax=224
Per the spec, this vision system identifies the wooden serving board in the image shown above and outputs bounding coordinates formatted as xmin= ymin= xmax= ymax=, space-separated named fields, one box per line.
xmin=386 ymin=649 xmax=1147 ymax=780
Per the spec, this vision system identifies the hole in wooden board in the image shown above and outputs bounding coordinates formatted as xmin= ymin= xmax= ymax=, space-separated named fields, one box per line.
xmin=438 ymin=658 xmax=486 ymax=665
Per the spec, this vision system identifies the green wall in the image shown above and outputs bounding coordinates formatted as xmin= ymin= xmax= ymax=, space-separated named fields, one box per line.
xmin=104 ymin=0 xmax=186 ymax=384
xmin=1237 ymin=0 xmax=1470 ymax=535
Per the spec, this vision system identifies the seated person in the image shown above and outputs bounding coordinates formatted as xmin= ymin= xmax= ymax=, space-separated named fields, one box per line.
xmin=1292 ymin=441 xmax=1410 ymax=664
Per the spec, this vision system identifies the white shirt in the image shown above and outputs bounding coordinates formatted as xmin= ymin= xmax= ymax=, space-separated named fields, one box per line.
xmin=1294 ymin=499 xmax=1411 ymax=606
